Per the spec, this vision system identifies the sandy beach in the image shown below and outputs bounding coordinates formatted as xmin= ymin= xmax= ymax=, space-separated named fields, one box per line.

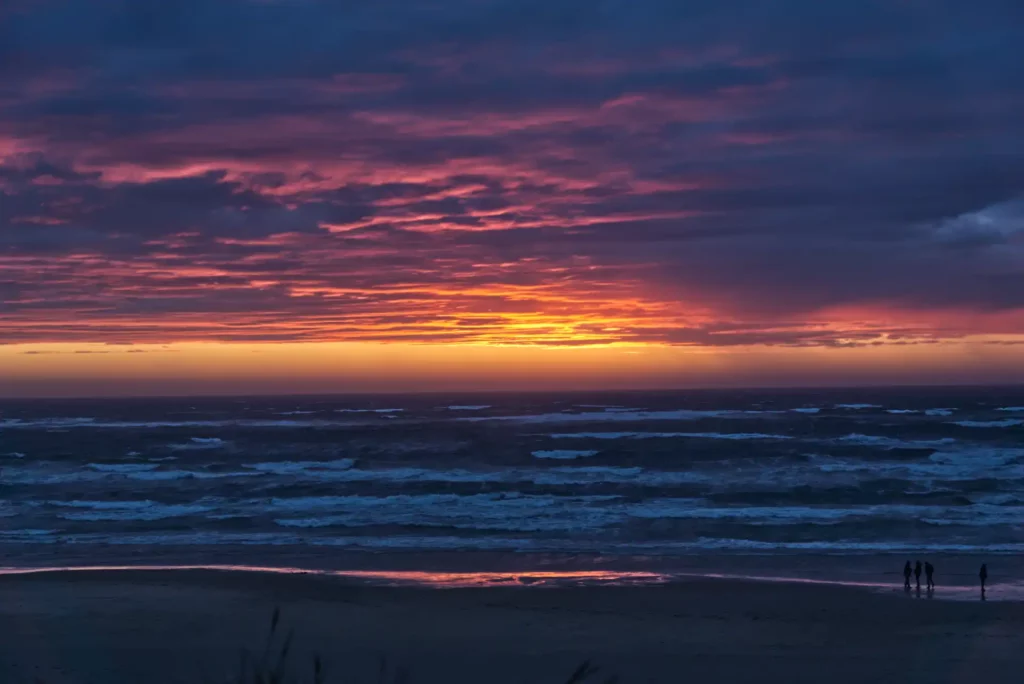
xmin=1 ymin=568 xmax=1022 ymax=683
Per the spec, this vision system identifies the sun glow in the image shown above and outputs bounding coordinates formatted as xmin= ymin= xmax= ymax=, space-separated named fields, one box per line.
xmin=4 ymin=337 xmax=1024 ymax=397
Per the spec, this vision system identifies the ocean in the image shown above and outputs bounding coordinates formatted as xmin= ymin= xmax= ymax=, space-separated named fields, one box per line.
xmin=2 ymin=387 xmax=1023 ymax=571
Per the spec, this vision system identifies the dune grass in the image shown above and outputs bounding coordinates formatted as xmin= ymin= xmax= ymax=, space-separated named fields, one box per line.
xmin=225 ymin=608 xmax=617 ymax=684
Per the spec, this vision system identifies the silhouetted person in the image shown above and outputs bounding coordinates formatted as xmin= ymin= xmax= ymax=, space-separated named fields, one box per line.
xmin=914 ymin=561 xmax=922 ymax=590
xmin=903 ymin=561 xmax=913 ymax=591
xmin=925 ymin=562 xmax=935 ymax=590
xmin=980 ymin=563 xmax=988 ymax=599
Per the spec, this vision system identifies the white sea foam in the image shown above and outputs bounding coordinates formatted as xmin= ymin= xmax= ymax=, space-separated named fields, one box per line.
xmin=951 ymin=420 xmax=1024 ymax=428
xmin=446 ymin=405 xmax=491 ymax=411
xmin=996 ymin=407 xmax=1024 ymax=412
xmin=790 ymin=408 xmax=820 ymax=414
xmin=5 ymin=452 xmax=26 ymax=458
xmin=886 ymin=409 xmax=919 ymax=414
xmin=532 ymin=450 xmax=599 ymax=460
xmin=925 ymin=408 xmax=955 ymax=416
xmin=835 ymin=404 xmax=882 ymax=410
xmin=335 ymin=408 xmax=404 ymax=413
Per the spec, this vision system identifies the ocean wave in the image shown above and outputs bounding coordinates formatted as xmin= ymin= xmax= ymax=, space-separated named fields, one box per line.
xmin=126 ymin=469 xmax=264 ymax=481
xmin=10 ymin=445 xmax=1024 ymax=492
xmin=31 ymin=488 xmax=1024 ymax=535
xmin=0 ymin=529 xmax=61 ymax=542
xmin=925 ymin=408 xmax=955 ymax=416
xmin=83 ymin=462 xmax=260 ymax=481
xmin=996 ymin=407 xmax=1024 ymax=412
xmin=3 ymin=461 xmax=708 ymax=488
xmin=243 ymin=459 xmax=357 ymax=475
xmin=928 ymin=448 xmax=1024 ymax=467
xmin=833 ymin=434 xmax=956 ymax=449
xmin=1 ymin=417 xmax=97 ymax=429
xmin=335 ymin=408 xmax=404 ymax=414
xmin=531 ymin=450 xmax=599 ymax=460
xmin=257 ymin=464 xmax=711 ymax=487
xmin=446 ymin=405 xmax=491 ymax=411
xmin=49 ymin=500 xmax=217 ymax=522
xmin=834 ymin=404 xmax=882 ymax=410
xmin=790 ymin=408 xmax=820 ymax=414
xmin=658 ymin=538 xmax=1024 ymax=554
xmin=5 ymin=530 xmax=1024 ymax=556
xmin=549 ymin=431 xmax=791 ymax=440
xmin=886 ymin=409 xmax=919 ymax=414
xmin=951 ymin=419 xmax=1024 ymax=428
xmin=627 ymin=500 xmax=1024 ymax=526
xmin=971 ymin=493 xmax=1024 ymax=506
xmin=808 ymin=447 xmax=1024 ymax=482
xmin=459 ymin=409 xmax=734 ymax=424
xmin=271 ymin=493 xmax=625 ymax=532
xmin=87 ymin=463 xmax=160 ymax=473
xmin=0 ymin=418 xmax=366 ymax=430
xmin=49 ymin=500 xmax=165 ymax=509
xmin=169 ymin=437 xmax=226 ymax=450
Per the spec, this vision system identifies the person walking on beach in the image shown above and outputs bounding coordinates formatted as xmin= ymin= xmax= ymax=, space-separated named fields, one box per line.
xmin=914 ymin=561 xmax=922 ymax=590
xmin=903 ymin=561 xmax=913 ymax=591
xmin=925 ymin=562 xmax=935 ymax=591
xmin=980 ymin=563 xmax=988 ymax=598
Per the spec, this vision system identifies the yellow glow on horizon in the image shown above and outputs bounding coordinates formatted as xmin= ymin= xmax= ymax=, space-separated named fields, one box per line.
xmin=3 ymin=337 xmax=1024 ymax=397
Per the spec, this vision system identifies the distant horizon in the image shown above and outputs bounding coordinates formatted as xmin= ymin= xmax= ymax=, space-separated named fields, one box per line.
xmin=4 ymin=379 xmax=1024 ymax=401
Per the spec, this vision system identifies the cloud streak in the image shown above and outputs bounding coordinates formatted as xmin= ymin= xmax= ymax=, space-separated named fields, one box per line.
xmin=2 ymin=0 xmax=1024 ymax=348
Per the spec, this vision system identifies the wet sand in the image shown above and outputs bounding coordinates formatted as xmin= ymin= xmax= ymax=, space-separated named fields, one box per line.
xmin=1 ymin=569 xmax=1022 ymax=683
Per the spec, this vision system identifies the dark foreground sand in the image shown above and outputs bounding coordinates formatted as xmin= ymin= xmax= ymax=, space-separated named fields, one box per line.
xmin=1 ymin=569 xmax=1022 ymax=683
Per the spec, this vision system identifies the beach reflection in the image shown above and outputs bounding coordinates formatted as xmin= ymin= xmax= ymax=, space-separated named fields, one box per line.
xmin=0 ymin=564 xmax=669 ymax=588
xmin=0 ymin=564 xmax=1019 ymax=599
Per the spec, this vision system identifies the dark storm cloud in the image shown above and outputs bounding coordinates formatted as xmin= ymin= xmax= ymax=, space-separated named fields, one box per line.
xmin=1 ymin=0 xmax=1024 ymax=345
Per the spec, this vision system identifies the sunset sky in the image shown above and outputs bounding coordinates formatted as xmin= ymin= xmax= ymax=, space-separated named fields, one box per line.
xmin=2 ymin=1 xmax=1024 ymax=396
